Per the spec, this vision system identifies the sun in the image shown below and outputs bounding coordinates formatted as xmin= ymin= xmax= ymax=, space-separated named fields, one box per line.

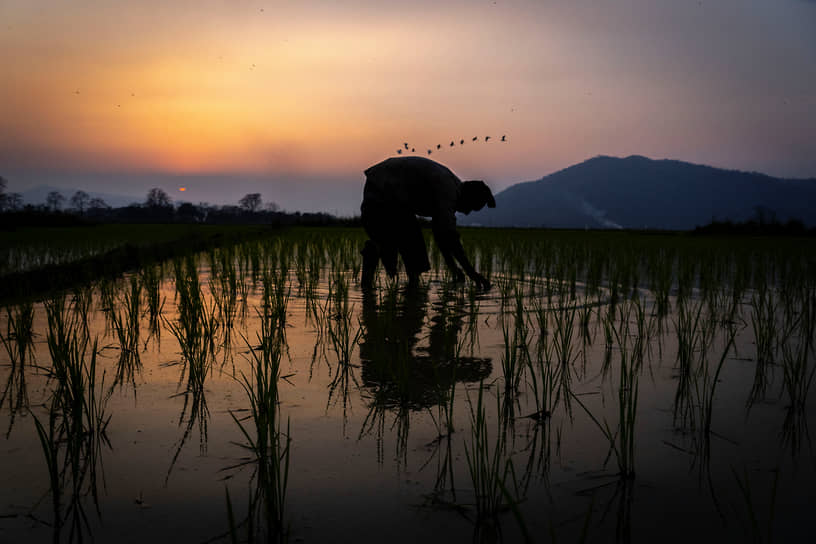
xmin=178 ymin=187 xmax=186 ymax=192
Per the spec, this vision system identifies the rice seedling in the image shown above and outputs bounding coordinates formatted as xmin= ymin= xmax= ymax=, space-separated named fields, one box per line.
xmin=780 ymin=334 xmax=815 ymax=453
xmin=694 ymin=325 xmax=738 ymax=462
xmin=612 ymin=303 xmax=639 ymax=479
xmin=552 ymin=296 xmax=580 ymax=416
xmin=463 ymin=383 xmax=528 ymax=542
xmin=109 ymin=275 xmax=142 ymax=395
xmin=673 ymin=299 xmax=705 ymax=428
xmin=748 ymin=286 xmax=778 ymax=406
xmin=140 ymin=262 xmax=165 ymax=345
xmin=571 ymin=302 xmax=640 ymax=479
xmin=1 ymin=300 xmax=35 ymax=437
xmin=422 ymin=335 xmax=469 ymax=502
xmin=35 ymin=302 xmax=111 ymax=543
xmin=500 ymin=312 xmax=526 ymax=398
xmin=326 ymin=276 xmax=362 ymax=368
xmin=209 ymin=249 xmax=239 ymax=368
xmin=261 ymin=265 xmax=290 ymax=344
xmin=528 ymin=300 xmax=561 ymax=424
xmin=164 ymin=260 xmax=219 ymax=481
xmin=226 ymin=331 xmax=291 ymax=543
xmin=70 ymin=284 xmax=94 ymax=344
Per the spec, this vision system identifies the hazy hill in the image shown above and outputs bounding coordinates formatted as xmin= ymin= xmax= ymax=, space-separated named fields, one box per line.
xmin=463 ymin=155 xmax=816 ymax=229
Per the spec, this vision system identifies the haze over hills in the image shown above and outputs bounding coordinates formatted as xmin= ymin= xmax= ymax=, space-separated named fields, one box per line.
xmin=463 ymin=155 xmax=816 ymax=230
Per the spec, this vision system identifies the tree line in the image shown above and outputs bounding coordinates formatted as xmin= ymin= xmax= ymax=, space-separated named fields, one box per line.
xmin=0 ymin=182 xmax=355 ymax=227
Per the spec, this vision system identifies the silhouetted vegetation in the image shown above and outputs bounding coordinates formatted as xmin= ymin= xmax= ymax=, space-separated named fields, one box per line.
xmin=693 ymin=209 xmax=816 ymax=237
xmin=0 ymin=188 xmax=356 ymax=228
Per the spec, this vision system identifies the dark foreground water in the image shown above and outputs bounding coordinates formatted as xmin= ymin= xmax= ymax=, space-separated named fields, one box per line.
xmin=1 ymin=246 xmax=814 ymax=543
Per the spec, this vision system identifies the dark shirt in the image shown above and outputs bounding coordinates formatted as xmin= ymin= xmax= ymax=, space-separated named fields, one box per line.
xmin=363 ymin=157 xmax=461 ymax=244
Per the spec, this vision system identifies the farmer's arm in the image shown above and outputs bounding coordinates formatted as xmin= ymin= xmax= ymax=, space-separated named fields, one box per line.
xmin=432 ymin=216 xmax=490 ymax=289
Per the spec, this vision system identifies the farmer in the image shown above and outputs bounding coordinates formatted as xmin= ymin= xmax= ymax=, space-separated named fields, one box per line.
xmin=360 ymin=156 xmax=495 ymax=290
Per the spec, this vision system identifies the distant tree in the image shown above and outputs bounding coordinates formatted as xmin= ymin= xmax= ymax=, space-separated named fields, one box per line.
xmin=6 ymin=193 xmax=23 ymax=211
xmin=239 ymin=192 xmax=262 ymax=213
xmin=177 ymin=202 xmax=204 ymax=223
xmin=70 ymin=190 xmax=90 ymax=213
xmin=265 ymin=201 xmax=280 ymax=213
xmin=145 ymin=187 xmax=172 ymax=208
xmin=89 ymin=197 xmax=109 ymax=209
xmin=46 ymin=191 xmax=65 ymax=212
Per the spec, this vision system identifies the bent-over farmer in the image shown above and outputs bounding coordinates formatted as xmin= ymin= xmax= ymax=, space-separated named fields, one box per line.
xmin=360 ymin=156 xmax=495 ymax=290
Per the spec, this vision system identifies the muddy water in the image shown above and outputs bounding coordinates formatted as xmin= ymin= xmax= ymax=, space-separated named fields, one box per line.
xmin=0 ymin=263 xmax=813 ymax=543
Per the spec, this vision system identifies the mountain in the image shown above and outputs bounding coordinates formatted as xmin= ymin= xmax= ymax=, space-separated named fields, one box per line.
xmin=463 ymin=155 xmax=816 ymax=230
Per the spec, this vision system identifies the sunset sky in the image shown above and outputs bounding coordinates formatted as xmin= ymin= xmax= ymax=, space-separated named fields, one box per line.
xmin=2 ymin=0 xmax=815 ymax=215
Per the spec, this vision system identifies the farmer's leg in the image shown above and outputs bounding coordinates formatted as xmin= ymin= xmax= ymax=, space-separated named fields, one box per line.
xmin=361 ymin=240 xmax=379 ymax=289
xmin=361 ymin=201 xmax=398 ymax=288
xmin=397 ymin=213 xmax=430 ymax=286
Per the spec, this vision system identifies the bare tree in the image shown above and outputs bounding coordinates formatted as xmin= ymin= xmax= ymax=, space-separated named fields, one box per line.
xmin=265 ymin=201 xmax=280 ymax=212
xmin=145 ymin=187 xmax=172 ymax=208
xmin=239 ymin=192 xmax=262 ymax=213
xmin=6 ymin=193 xmax=22 ymax=211
xmin=89 ymin=197 xmax=109 ymax=210
xmin=46 ymin=191 xmax=65 ymax=211
xmin=70 ymin=190 xmax=90 ymax=213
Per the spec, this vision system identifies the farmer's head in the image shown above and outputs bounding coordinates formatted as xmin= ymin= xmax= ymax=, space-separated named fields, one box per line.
xmin=457 ymin=180 xmax=496 ymax=214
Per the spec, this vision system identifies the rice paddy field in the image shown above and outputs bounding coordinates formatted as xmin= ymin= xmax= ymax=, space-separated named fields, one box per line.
xmin=1 ymin=226 xmax=814 ymax=543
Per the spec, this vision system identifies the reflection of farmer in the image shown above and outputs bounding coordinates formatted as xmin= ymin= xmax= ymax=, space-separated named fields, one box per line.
xmin=360 ymin=157 xmax=495 ymax=290
xmin=359 ymin=285 xmax=491 ymax=410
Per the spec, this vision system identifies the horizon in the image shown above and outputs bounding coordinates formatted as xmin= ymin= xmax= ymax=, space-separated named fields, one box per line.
xmin=10 ymin=153 xmax=816 ymax=217
xmin=2 ymin=0 xmax=815 ymax=215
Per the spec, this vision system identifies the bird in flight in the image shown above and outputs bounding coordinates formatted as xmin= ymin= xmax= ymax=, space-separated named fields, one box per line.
xmin=501 ymin=135 xmax=506 ymax=142
xmin=404 ymin=142 xmax=409 ymax=150
xmin=450 ymin=141 xmax=455 ymax=147
xmin=436 ymin=144 xmax=441 ymax=150
xmin=460 ymin=139 xmax=464 ymax=145
xmin=485 ymin=136 xmax=491 ymax=142
xmin=427 ymin=149 xmax=432 ymax=155
xmin=397 ymin=149 xmax=402 ymax=154
xmin=472 ymin=136 xmax=478 ymax=141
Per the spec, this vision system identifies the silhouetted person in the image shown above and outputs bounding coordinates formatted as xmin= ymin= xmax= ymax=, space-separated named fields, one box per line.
xmin=360 ymin=156 xmax=495 ymax=289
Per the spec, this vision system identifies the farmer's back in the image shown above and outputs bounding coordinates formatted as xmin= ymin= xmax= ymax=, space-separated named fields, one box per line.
xmin=363 ymin=156 xmax=461 ymax=219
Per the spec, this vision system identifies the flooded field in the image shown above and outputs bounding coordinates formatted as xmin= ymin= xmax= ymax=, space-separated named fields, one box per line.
xmin=1 ymin=227 xmax=814 ymax=543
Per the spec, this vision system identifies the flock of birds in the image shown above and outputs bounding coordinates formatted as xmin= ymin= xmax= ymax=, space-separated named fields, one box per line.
xmin=397 ymin=135 xmax=506 ymax=156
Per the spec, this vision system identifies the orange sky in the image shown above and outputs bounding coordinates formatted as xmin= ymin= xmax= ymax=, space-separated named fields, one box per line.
xmin=2 ymin=0 xmax=815 ymax=213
